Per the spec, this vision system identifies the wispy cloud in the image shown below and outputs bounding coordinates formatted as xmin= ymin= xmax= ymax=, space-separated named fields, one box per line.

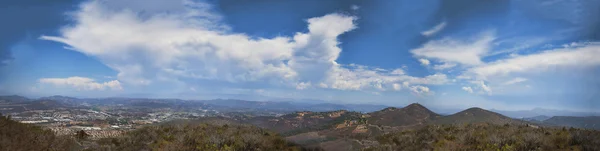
xmin=466 ymin=43 xmax=600 ymax=80
xmin=39 ymin=76 xmax=122 ymax=91
xmin=502 ymin=77 xmax=528 ymax=85
xmin=421 ymin=21 xmax=446 ymax=37
xmin=433 ymin=63 xmax=456 ymax=70
xmin=411 ymin=30 xmax=495 ymax=66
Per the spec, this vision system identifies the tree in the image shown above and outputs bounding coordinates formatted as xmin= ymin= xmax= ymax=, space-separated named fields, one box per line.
xmin=76 ymin=130 xmax=89 ymax=140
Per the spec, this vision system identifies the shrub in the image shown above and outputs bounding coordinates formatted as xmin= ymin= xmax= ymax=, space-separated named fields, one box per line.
xmin=366 ymin=123 xmax=600 ymax=151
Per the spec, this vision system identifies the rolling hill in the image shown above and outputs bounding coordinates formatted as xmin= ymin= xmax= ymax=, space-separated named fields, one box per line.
xmin=542 ymin=116 xmax=600 ymax=130
xmin=367 ymin=103 xmax=440 ymax=127
xmin=0 ymin=95 xmax=32 ymax=104
xmin=246 ymin=110 xmax=365 ymax=135
xmin=433 ymin=107 xmax=522 ymax=125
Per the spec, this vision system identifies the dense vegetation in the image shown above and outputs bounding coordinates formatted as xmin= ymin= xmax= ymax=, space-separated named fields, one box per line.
xmin=3 ymin=110 xmax=600 ymax=151
xmin=0 ymin=115 xmax=317 ymax=151
xmin=88 ymin=122 xmax=318 ymax=151
xmin=246 ymin=110 xmax=366 ymax=136
xmin=280 ymin=111 xmax=367 ymax=136
xmin=0 ymin=114 xmax=77 ymax=151
xmin=366 ymin=123 xmax=600 ymax=151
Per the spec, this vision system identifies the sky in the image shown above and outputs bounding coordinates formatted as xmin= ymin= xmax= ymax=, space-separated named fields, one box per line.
xmin=1 ymin=0 xmax=599 ymax=111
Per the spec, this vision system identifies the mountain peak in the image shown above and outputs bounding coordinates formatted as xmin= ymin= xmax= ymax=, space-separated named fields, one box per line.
xmin=404 ymin=103 xmax=427 ymax=110
xmin=464 ymin=107 xmax=485 ymax=111
xmin=368 ymin=103 xmax=439 ymax=127
xmin=462 ymin=107 xmax=502 ymax=115
xmin=401 ymin=103 xmax=437 ymax=115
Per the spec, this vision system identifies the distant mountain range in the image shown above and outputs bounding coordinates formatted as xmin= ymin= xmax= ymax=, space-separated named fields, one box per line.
xmin=523 ymin=115 xmax=552 ymax=122
xmin=0 ymin=95 xmax=31 ymax=103
xmin=491 ymin=108 xmax=600 ymax=118
xmin=202 ymin=99 xmax=388 ymax=113
xmin=2 ymin=95 xmax=599 ymax=131
xmin=0 ymin=95 xmax=389 ymax=114
xmin=538 ymin=116 xmax=600 ymax=130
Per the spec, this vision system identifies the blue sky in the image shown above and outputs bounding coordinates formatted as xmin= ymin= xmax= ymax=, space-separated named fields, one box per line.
xmin=1 ymin=0 xmax=599 ymax=111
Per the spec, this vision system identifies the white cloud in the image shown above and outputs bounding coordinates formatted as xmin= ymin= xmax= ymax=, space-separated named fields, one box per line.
xmin=408 ymin=73 xmax=449 ymax=85
xmin=392 ymin=83 xmax=402 ymax=91
xmin=409 ymin=85 xmax=430 ymax=95
xmin=466 ymin=43 xmax=600 ymax=80
xmin=295 ymin=82 xmax=311 ymax=90
xmin=41 ymin=0 xmax=297 ymax=87
xmin=40 ymin=0 xmax=452 ymax=95
xmin=310 ymin=65 xmax=450 ymax=92
xmin=418 ymin=58 xmax=430 ymax=66
xmin=390 ymin=69 xmax=405 ymax=75
xmin=433 ymin=63 xmax=456 ymax=70
xmin=476 ymin=80 xmax=492 ymax=95
xmin=421 ymin=21 xmax=446 ymax=37
xmin=462 ymin=86 xmax=473 ymax=93
xmin=39 ymin=77 xmax=122 ymax=91
xmin=411 ymin=31 xmax=495 ymax=66
xmin=502 ymin=77 xmax=528 ymax=85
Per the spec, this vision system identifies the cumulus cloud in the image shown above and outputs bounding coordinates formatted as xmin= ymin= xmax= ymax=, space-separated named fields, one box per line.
xmin=411 ymin=31 xmax=495 ymax=66
xmin=39 ymin=77 xmax=122 ymax=91
xmin=476 ymin=80 xmax=492 ymax=95
xmin=421 ymin=21 xmax=446 ymax=37
xmin=502 ymin=77 xmax=528 ymax=85
xmin=41 ymin=0 xmax=449 ymax=95
xmin=462 ymin=86 xmax=474 ymax=93
xmin=418 ymin=58 xmax=430 ymax=66
xmin=409 ymin=85 xmax=431 ymax=95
